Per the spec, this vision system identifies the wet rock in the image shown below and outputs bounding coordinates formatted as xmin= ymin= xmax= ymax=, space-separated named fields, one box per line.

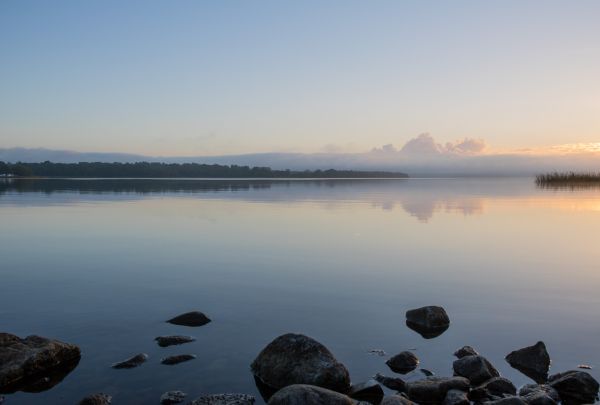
xmin=111 ymin=353 xmax=148 ymax=369
xmin=250 ymin=333 xmax=351 ymax=393
xmin=267 ymin=384 xmax=361 ymax=405
xmin=386 ymin=351 xmax=419 ymax=374
xmin=161 ymin=354 xmax=196 ymax=365
xmin=167 ymin=311 xmax=211 ymax=327
xmin=469 ymin=377 xmax=517 ymax=401
xmin=454 ymin=346 xmax=478 ymax=359
xmin=381 ymin=395 xmax=415 ymax=405
xmin=0 ymin=395 xmax=4 ymax=404
xmin=452 ymin=355 xmax=500 ymax=385
xmin=374 ymin=373 xmax=406 ymax=392
xmin=190 ymin=393 xmax=255 ymax=405
xmin=405 ymin=376 xmax=470 ymax=404
xmin=405 ymin=306 xmax=450 ymax=339
xmin=505 ymin=342 xmax=551 ymax=383
xmin=548 ymin=370 xmax=599 ymax=404
xmin=0 ymin=333 xmax=81 ymax=393
xmin=348 ymin=380 xmax=384 ymax=404
xmin=79 ymin=393 xmax=112 ymax=405
xmin=420 ymin=369 xmax=434 ymax=377
xmin=518 ymin=384 xmax=559 ymax=402
xmin=483 ymin=397 xmax=527 ymax=405
xmin=160 ymin=390 xmax=186 ymax=404
xmin=155 ymin=335 xmax=196 ymax=347
xmin=520 ymin=391 xmax=557 ymax=405
xmin=443 ymin=389 xmax=469 ymax=405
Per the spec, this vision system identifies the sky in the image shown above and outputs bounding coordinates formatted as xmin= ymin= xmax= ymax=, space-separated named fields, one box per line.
xmin=1 ymin=0 xmax=600 ymax=157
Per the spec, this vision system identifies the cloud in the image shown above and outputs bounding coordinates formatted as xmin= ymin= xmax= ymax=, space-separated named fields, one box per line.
xmin=400 ymin=133 xmax=442 ymax=155
xmin=444 ymin=138 xmax=486 ymax=155
xmin=376 ymin=134 xmax=487 ymax=156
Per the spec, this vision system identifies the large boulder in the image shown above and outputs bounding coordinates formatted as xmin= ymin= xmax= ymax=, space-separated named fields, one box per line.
xmin=505 ymin=342 xmax=550 ymax=383
xmin=405 ymin=377 xmax=470 ymax=404
xmin=267 ymin=385 xmax=364 ymax=405
xmin=190 ymin=394 xmax=255 ymax=405
xmin=386 ymin=351 xmax=419 ymax=374
xmin=0 ymin=333 xmax=81 ymax=393
xmin=548 ymin=370 xmax=599 ymax=404
xmin=251 ymin=333 xmax=351 ymax=393
xmin=405 ymin=306 xmax=450 ymax=339
xmin=452 ymin=355 xmax=499 ymax=385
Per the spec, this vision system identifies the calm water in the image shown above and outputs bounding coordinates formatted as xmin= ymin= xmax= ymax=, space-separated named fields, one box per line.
xmin=1 ymin=178 xmax=599 ymax=404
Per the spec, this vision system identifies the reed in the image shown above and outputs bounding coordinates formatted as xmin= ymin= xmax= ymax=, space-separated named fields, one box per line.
xmin=536 ymin=172 xmax=600 ymax=188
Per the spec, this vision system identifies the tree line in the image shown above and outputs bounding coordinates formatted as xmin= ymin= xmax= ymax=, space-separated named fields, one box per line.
xmin=0 ymin=161 xmax=407 ymax=178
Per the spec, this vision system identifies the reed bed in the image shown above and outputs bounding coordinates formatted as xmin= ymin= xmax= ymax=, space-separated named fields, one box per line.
xmin=536 ymin=172 xmax=600 ymax=189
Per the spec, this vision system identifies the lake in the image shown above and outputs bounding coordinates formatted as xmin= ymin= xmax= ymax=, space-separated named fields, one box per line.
xmin=1 ymin=178 xmax=599 ymax=404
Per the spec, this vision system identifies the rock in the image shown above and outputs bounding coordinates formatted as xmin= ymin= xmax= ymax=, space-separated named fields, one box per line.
xmin=452 ymin=355 xmax=499 ymax=385
xmin=155 ymin=335 xmax=196 ymax=347
xmin=518 ymin=384 xmax=559 ymax=402
xmin=381 ymin=395 xmax=415 ymax=405
xmin=405 ymin=306 xmax=450 ymax=339
xmin=469 ymin=377 xmax=517 ymax=401
xmin=374 ymin=373 xmax=406 ymax=392
xmin=386 ymin=351 xmax=420 ymax=374
xmin=443 ymin=389 xmax=469 ymax=405
xmin=454 ymin=346 xmax=478 ymax=359
xmin=190 ymin=393 xmax=255 ymax=405
xmin=520 ymin=391 xmax=557 ymax=405
xmin=160 ymin=390 xmax=186 ymax=404
xmin=0 ymin=333 xmax=81 ymax=393
xmin=111 ymin=353 xmax=148 ymax=369
xmin=267 ymin=385 xmax=361 ymax=405
xmin=250 ymin=333 xmax=351 ymax=393
xmin=0 ymin=395 xmax=4 ymax=404
xmin=548 ymin=370 xmax=599 ymax=404
xmin=420 ymin=369 xmax=434 ymax=377
xmin=348 ymin=380 xmax=384 ymax=404
xmin=405 ymin=376 xmax=470 ymax=404
xmin=167 ymin=311 xmax=211 ymax=327
xmin=505 ymin=342 xmax=551 ymax=383
xmin=483 ymin=397 xmax=527 ymax=405
xmin=161 ymin=354 xmax=196 ymax=365
xmin=79 ymin=393 xmax=112 ymax=405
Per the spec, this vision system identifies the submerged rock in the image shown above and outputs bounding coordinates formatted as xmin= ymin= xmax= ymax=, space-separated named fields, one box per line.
xmin=505 ymin=342 xmax=551 ymax=383
xmin=160 ymin=390 xmax=186 ymax=404
xmin=79 ymin=393 xmax=112 ymax=405
xmin=453 ymin=346 xmax=478 ymax=359
xmin=348 ymin=380 xmax=384 ymax=404
xmin=111 ymin=353 xmax=148 ymax=369
xmin=452 ymin=355 xmax=499 ymax=385
xmin=405 ymin=376 xmax=470 ymax=404
xmin=267 ymin=384 xmax=361 ymax=405
xmin=548 ymin=370 xmax=599 ymax=404
xmin=167 ymin=311 xmax=211 ymax=327
xmin=374 ymin=373 xmax=406 ymax=392
xmin=155 ymin=335 xmax=196 ymax=347
xmin=443 ymin=389 xmax=469 ymax=405
xmin=469 ymin=377 xmax=516 ymax=401
xmin=405 ymin=306 xmax=450 ymax=339
xmin=190 ymin=393 xmax=255 ymax=405
xmin=161 ymin=354 xmax=196 ymax=365
xmin=250 ymin=333 xmax=351 ymax=393
xmin=386 ymin=351 xmax=419 ymax=374
xmin=420 ymin=369 xmax=434 ymax=377
xmin=0 ymin=333 xmax=81 ymax=394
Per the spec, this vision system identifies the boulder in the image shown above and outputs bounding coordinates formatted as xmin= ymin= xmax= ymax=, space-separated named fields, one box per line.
xmin=518 ymin=384 xmax=559 ymax=403
xmin=453 ymin=346 xmax=478 ymax=359
xmin=190 ymin=393 xmax=255 ymax=405
xmin=348 ymin=380 xmax=384 ymax=404
xmin=483 ymin=397 xmax=527 ymax=405
xmin=251 ymin=333 xmax=351 ymax=393
xmin=443 ymin=389 xmax=469 ymax=405
xmin=111 ymin=353 xmax=148 ymax=369
xmin=381 ymin=395 xmax=415 ymax=405
xmin=386 ymin=352 xmax=419 ymax=374
xmin=405 ymin=376 xmax=470 ymax=404
xmin=548 ymin=370 xmax=599 ymax=404
xmin=160 ymin=390 xmax=187 ymax=404
xmin=267 ymin=385 xmax=362 ymax=405
xmin=374 ymin=373 xmax=406 ymax=392
xmin=469 ymin=377 xmax=516 ymax=401
xmin=405 ymin=306 xmax=450 ymax=339
xmin=0 ymin=333 xmax=81 ymax=393
xmin=160 ymin=354 xmax=196 ymax=365
xmin=505 ymin=342 xmax=550 ymax=383
xmin=167 ymin=311 xmax=211 ymax=327
xmin=452 ymin=355 xmax=499 ymax=385
xmin=155 ymin=335 xmax=196 ymax=347
xmin=79 ymin=393 xmax=112 ymax=405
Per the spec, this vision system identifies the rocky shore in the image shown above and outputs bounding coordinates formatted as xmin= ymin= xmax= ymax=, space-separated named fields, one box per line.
xmin=1 ymin=306 xmax=598 ymax=404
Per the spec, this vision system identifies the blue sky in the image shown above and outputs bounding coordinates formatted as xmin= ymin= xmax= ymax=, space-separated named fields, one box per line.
xmin=1 ymin=0 xmax=599 ymax=156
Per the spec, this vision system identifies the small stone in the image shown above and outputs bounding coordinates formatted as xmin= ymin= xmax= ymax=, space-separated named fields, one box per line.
xmin=453 ymin=346 xmax=478 ymax=359
xmin=348 ymin=380 xmax=384 ymax=404
xmin=548 ymin=370 xmax=599 ymax=404
xmin=167 ymin=311 xmax=211 ymax=327
xmin=111 ymin=353 xmax=148 ymax=369
xmin=420 ymin=369 xmax=434 ymax=377
xmin=155 ymin=335 xmax=196 ymax=347
xmin=505 ymin=342 xmax=551 ymax=383
xmin=191 ymin=393 xmax=255 ymax=405
xmin=374 ymin=373 xmax=406 ymax=392
xmin=452 ymin=355 xmax=499 ymax=385
xmin=78 ymin=393 xmax=112 ymax=405
xmin=443 ymin=389 xmax=468 ymax=405
xmin=386 ymin=352 xmax=419 ymax=374
xmin=160 ymin=390 xmax=187 ymax=404
xmin=161 ymin=354 xmax=196 ymax=365
xmin=578 ymin=364 xmax=593 ymax=369
xmin=405 ymin=306 xmax=450 ymax=339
